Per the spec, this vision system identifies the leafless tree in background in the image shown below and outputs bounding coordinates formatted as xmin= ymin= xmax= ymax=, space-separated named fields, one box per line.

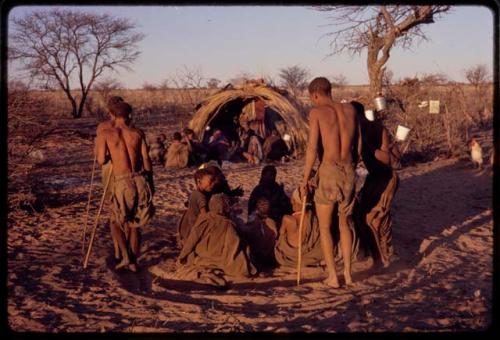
xmin=9 ymin=9 xmax=144 ymax=118
xmin=315 ymin=5 xmax=451 ymax=99
xmin=206 ymin=78 xmax=221 ymax=89
xmin=278 ymin=65 xmax=310 ymax=97
xmin=464 ymin=64 xmax=492 ymax=126
xmin=94 ymin=77 xmax=123 ymax=103
xmin=330 ymin=73 xmax=348 ymax=87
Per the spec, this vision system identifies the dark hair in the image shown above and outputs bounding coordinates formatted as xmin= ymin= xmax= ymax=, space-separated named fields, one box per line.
xmin=204 ymin=165 xmax=223 ymax=177
xmin=183 ymin=128 xmax=194 ymax=135
xmin=308 ymin=77 xmax=331 ymax=96
xmin=113 ymin=101 xmax=132 ymax=119
xmin=107 ymin=96 xmax=125 ymax=114
xmin=194 ymin=168 xmax=213 ymax=182
xmin=173 ymin=132 xmax=182 ymax=141
xmin=261 ymin=165 xmax=277 ymax=178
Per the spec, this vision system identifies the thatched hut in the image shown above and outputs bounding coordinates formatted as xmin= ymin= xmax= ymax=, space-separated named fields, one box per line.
xmin=188 ymin=81 xmax=309 ymax=156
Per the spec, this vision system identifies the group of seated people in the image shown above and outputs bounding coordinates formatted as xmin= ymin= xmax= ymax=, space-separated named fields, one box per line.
xmin=149 ymin=120 xmax=291 ymax=170
xmin=148 ymin=128 xmax=206 ymax=168
xmin=171 ymin=164 xmax=354 ymax=287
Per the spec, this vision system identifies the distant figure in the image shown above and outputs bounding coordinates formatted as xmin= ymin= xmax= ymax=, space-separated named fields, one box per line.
xmin=242 ymin=125 xmax=264 ymax=164
xmin=262 ymin=129 xmax=289 ymax=162
xmin=95 ymin=101 xmax=155 ymax=272
xmin=470 ymin=138 xmax=483 ymax=170
xmin=177 ymin=168 xmax=216 ymax=247
xmin=177 ymin=193 xmax=257 ymax=282
xmin=149 ymin=133 xmax=166 ymax=165
xmin=207 ymin=129 xmax=231 ymax=161
xmin=301 ymin=77 xmax=359 ymax=288
xmin=241 ymin=196 xmax=278 ymax=271
xmin=183 ymin=128 xmax=206 ymax=165
xmin=248 ymin=165 xmax=292 ymax=229
xmin=354 ymin=102 xmax=400 ymax=270
xmin=165 ymin=132 xmax=189 ymax=168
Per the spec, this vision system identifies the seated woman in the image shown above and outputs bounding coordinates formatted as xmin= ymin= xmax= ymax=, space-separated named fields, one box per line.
xmin=274 ymin=189 xmax=323 ymax=268
xmin=275 ymin=188 xmax=360 ymax=269
xmin=241 ymin=123 xmax=264 ymax=164
xmin=207 ymin=129 xmax=231 ymax=161
xmin=165 ymin=132 xmax=189 ymax=168
xmin=262 ymin=129 xmax=289 ymax=162
xmin=183 ymin=128 xmax=206 ymax=166
xmin=177 ymin=193 xmax=257 ymax=282
xmin=248 ymin=165 xmax=292 ymax=229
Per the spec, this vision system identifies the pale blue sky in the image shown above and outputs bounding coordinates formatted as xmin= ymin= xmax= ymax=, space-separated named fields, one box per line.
xmin=8 ymin=5 xmax=495 ymax=88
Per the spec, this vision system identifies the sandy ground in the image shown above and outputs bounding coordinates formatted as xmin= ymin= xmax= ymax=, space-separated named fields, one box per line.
xmin=7 ymin=121 xmax=493 ymax=332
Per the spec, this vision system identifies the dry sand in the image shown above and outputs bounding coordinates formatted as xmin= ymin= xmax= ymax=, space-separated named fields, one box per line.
xmin=7 ymin=122 xmax=493 ymax=332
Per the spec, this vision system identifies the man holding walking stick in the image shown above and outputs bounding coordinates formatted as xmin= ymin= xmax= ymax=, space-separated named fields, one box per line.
xmin=300 ymin=77 xmax=360 ymax=288
xmin=94 ymin=100 xmax=155 ymax=272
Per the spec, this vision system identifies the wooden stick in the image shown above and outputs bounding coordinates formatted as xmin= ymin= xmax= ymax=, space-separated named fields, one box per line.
xmin=81 ymin=154 xmax=97 ymax=255
xmin=83 ymin=163 xmax=113 ymax=269
xmin=296 ymin=192 xmax=308 ymax=286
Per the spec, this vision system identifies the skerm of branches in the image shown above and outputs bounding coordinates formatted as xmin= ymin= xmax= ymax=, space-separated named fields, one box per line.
xmin=9 ymin=9 xmax=144 ymax=118
xmin=316 ymin=5 xmax=451 ymax=98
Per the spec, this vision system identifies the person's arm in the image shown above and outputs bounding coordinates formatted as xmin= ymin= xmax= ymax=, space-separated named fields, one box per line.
xmin=301 ymin=109 xmax=319 ymax=193
xmin=374 ymin=128 xmax=391 ymax=166
xmin=141 ymin=136 xmax=155 ymax=194
xmin=95 ymin=132 xmax=108 ymax=166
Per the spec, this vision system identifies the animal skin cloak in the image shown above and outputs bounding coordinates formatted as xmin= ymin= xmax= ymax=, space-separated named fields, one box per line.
xmin=275 ymin=210 xmax=360 ymax=268
xmin=165 ymin=142 xmax=189 ymax=168
xmin=355 ymin=170 xmax=399 ymax=267
xmin=178 ymin=211 xmax=257 ymax=278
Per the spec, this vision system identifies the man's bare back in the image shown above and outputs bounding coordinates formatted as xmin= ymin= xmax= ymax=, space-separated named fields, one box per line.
xmin=96 ymin=123 xmax=150 ymax=176
xmin=314 ymin=102 xmax=357 ymax=165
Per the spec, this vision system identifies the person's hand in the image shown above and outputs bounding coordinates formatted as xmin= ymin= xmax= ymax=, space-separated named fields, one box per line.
xmin=299 ymin=180 xmax=309 ymax=201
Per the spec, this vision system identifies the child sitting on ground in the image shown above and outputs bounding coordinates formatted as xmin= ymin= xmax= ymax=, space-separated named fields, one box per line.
xmin=149 ymin=133 xmax=167 ymax=165
xmin=177 ymin=168 xmax=216 ymax=247
xmin=241 ymin=196 xmax=278 ymax=271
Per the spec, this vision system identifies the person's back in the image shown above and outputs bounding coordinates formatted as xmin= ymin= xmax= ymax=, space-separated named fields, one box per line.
xmin=316 ymin=102 xmax=357 ymax=166
xmin=101 ymin=124 xmax=145 ymax=175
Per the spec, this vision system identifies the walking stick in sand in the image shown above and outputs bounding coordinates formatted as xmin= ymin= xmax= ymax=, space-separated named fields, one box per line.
xmin=83 ymin=163 xmax=113 ymax=269
xmin=81 ymin=154 xmax=97 ymax=255
xmin=296 ymin=190 xmax=308 ymax=286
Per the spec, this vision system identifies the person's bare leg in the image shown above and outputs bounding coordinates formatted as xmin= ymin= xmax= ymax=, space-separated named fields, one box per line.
xmin=316 ymin=203 xmax=340 ymax=288
xmin=111 ymin=222 xmax=130 ymax=270
xmin=110 ymin=220 xmax=121 ymax=260
xmin=128 ymin=228 xmax=140 ymax=272
xmin=339 ymin=214 xmax=354 ymax=286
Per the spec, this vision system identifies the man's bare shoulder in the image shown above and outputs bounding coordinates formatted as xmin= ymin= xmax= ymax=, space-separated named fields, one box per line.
xmin=129 ymin=126 xmax=146 ymax=139
xmin=97 ymin=120 xmax=113 ymax=134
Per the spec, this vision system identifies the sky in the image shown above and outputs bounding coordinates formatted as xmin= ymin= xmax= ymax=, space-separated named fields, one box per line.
xmin=7 ymin=5 xmax=495 ymax=89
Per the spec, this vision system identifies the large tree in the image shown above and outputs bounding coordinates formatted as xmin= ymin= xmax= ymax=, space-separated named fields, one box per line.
xmin=9 ymin=9 xmax=144 ymax=118
xmin=315 ymin=5 xmax=451 ymax=99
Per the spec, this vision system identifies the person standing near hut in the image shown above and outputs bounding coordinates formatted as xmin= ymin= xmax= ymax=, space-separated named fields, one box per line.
xmin=300 ymin=77 xmax=359 ymax=288
xmin=355 ymin=106 xmax=400 ymax=270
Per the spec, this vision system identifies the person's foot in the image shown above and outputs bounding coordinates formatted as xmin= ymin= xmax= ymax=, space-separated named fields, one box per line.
xmin=344 ymin=270 xmax=354 ymax=286
xmin=127 ymin=263 xmax=138 ymax=273
xmin=323 ymin=276 xmax=340 ymax=288
xmin=115 ymin=258 xmax=130 ymax=270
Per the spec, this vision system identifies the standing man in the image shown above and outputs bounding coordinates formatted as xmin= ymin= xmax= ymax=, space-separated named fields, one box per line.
xmin=301 ymin=77 xmax=359 ymax=288
xmin=95 ymin=101 xmax=155 ymax=272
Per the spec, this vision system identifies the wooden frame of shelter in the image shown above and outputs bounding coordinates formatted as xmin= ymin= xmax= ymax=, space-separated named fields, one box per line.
xmin=188 ymin=82 xmax=309 ymax=156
